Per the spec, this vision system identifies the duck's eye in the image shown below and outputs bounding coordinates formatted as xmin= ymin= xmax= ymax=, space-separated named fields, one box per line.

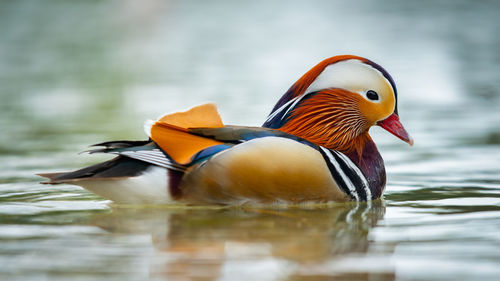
xmin=366 ymin=90 xmax=379 ymax=101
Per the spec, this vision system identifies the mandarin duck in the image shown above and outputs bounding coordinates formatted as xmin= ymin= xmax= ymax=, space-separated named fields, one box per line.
xmin=40 ymin=55 xmax=413 ymax=205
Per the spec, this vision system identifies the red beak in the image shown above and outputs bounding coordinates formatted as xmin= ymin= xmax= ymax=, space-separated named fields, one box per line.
xmin=377 ymin=113 xmax=414 ymax=146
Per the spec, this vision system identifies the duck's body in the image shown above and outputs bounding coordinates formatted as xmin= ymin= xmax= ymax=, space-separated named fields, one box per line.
xmin=40 ymin=55 xmax=412 ymax=205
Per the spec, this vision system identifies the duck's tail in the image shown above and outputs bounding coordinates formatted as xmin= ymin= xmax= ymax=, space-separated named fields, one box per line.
xmin=39 ymin=156 xmax=182 ymax=204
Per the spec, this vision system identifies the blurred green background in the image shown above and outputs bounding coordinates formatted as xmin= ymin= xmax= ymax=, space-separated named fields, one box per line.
xmin=1 ymin=1 xmax=500 ymax=280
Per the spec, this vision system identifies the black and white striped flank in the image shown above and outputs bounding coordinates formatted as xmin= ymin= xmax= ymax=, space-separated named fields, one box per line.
xmin=318 ymin=147 xmax=371 ymax=201
xmin=110 ymin=149 xmax=186 ymax=172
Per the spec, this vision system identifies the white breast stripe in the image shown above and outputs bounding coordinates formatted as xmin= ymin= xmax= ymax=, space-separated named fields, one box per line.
xmin=303 ymin=59 xmax=392 ymax=101
xmin=320 ymin=147 xmax=359 ymax=201
xmin=333 ymin=151 xmax=371 ymax=200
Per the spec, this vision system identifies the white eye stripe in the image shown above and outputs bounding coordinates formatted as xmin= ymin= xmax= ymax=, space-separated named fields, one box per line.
xmin=304 ymin=59 xmax=393 ymax=99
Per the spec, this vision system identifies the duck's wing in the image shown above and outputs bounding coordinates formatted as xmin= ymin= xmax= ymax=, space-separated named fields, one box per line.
xmin=86 ymin=141 xmax=186 ymax=172
xmin=189 ymin=125 xmax=288 ymax=142
xmin=150 ymin=124 xmax=320 ymax=167
xmin=188 ymin=125 xmax=316 ymax=147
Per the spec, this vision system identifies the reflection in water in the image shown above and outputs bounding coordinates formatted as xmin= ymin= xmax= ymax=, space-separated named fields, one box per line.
xmin=1 ymin=0 xmax=500 ymax=280
xmin=90 ymin=201 xmax=387 ymax=280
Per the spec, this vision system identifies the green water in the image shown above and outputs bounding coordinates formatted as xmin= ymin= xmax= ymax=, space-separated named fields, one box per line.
xmin=1 ymin=0 xmax=500 ymax=280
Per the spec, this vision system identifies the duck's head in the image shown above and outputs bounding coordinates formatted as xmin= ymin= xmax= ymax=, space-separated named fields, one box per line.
xmin=263 ymin=55 xmax=413 ymax=153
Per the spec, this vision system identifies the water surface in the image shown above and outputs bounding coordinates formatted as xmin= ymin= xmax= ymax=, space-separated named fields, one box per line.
xmin=1 ymin=0 xmax=500 ymax=280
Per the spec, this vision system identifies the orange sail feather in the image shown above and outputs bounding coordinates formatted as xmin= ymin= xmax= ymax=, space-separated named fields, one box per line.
xmin=150 ymin=103 xmax=225 ymax=165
